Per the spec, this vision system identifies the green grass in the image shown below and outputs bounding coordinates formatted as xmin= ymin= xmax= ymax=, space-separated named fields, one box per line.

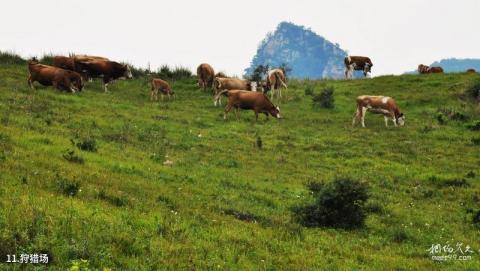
xmin=1 ymin=62 xmax=480 ymax=270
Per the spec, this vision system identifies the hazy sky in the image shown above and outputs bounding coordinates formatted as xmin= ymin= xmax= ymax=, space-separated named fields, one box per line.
xmin=1 ymin=0 xmax=478 ymax=76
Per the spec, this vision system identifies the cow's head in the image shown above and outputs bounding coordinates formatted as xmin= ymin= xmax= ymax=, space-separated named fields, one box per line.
xmin=124 ymin=65 xmax=133 ymax=79
xmin=363 ymin=62 xmax=372 ymax=76
xmin=396 ymin=113 xmax=405 ymax=126
xmin=73 ymin=77 xmax=84 ymax=91
xmin=270 ymin=106 xmax=281 ymax=119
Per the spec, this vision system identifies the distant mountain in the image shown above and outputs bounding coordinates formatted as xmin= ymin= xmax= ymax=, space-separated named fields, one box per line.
xmin=244 ymin=22 xmax=348 ymax=79
xmin=406 ymin=58 xmax=480 ymax=74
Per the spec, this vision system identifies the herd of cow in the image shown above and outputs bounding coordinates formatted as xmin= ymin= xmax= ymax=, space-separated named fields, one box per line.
xmin=25 ymin=54 xmax=477 ymax=126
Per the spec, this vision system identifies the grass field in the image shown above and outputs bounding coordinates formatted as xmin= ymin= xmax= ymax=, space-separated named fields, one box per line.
xmin=0 ymin=60 xmax=480 ymax=270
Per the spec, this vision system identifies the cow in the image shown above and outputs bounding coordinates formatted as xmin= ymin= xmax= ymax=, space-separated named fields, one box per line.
xmin=151 ymin=78 xmax=175 ymax=101
xmin=197 ymin=63 xmax=215 ymax=92
xmin=74 ymin=60 xmax=132 ymax=92
xmin=73 ymin=54 xmax=109 ymax=62
xmin=215 ymin=72 xmax=227 ymax=78
xmin=213 ymin=77 xmax=256 ymax=106
xmin=27 ymin=59 xmax=83 ymax=93
xmin=467 ymin=68 xmax=476 ymax=73
xmin=266 ymin=68 xmax=287 ymax=100
xmin=418 ymin=64 xmax=443 ymax=74
xmin=352 ymin=95 xmax=405 ymax=127
xmin=215 ymin=90 xmax=281 ymax=121
xmin=344 ymin=56 xmax=373 ymax=79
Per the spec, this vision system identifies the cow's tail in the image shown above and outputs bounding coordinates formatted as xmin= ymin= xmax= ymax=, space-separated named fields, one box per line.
xmin=213 ymin=89 xmax=230 ymax=107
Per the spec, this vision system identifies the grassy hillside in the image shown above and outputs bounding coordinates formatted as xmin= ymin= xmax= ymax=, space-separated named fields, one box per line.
xmin=0 ymin=62 xmax=480 ymax=270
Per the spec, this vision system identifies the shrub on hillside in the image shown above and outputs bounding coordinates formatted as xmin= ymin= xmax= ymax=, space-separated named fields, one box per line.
xmin=466 ymin=120 xmax=480 ymax=131
xmin=465 ymin=80 xmax=480 ymax=101
xmin=312 ymin=86 xmax=335 ymax=109
xmin=0 ymin=51 xmax=26 ymax=65
xmin=71 ymin=137 xmax=97 ymax=152
xmin=56 ymin=175 xmax=81 ymax=197
xmin=304 ymin=85 xmax=314 ymax=96
xmin=293 ymin=178 xmax=369 ymax=229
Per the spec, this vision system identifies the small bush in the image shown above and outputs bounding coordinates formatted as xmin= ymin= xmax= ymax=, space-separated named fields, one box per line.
xmin=97 ymin=189 xmax=128 ymax=207
xmin=304 ymin=85 xmax=314 ymax=96
xmin=71 ymin=137 xmax=97 ymax=152
xmin=312 ymin=86 xmax=335 ymax=109
xmin=472 ymin=137 xmax=480 ymax=145
xmin=428 ymin=176 xmax=469 ymax=188
xmin=0 ymin=51 xmax=26 ymax=65
xmin=63 ymin=149 xmax=85 ymax=164
xmin=255 ymin=136 xmax=263 ymax=149
xmin=464 ymin=81 xmax=480 ymax=101
xmin=294 ymin=178 xmax=369 ymax=229
xmin=436 ymin=108 xmax=469 ymax=123
xmin=466 ymin=120 xmax=480 ymax=131
xmin=56 ymin=175 xmax=81 ymax=197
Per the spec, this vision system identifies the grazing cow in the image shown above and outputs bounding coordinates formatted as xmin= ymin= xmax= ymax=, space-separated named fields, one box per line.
xmin=27 ymin=60 xmax=83 ymax=93
xmin=353 ymin=95 xmax=405 ymax=127
xmin=345 ymin=56 xmax=373 ymax=79
xmin=197 ymin=63 xmax=215 ymax=91
xmin=73 ymin=55 xmax=109 ymax=62
xmin=215 ymin=90 xmax=280 ymax=121
xmin=418 ymin=64 xmax=443 ymax=74
xmin=151 ymin=78 xmax=175 ymax=101
xmin=266 ymin=68 xmax=287 ymax=100
xmin=213 ymin=77 xmax=256 ymax=106
xmin=75 ymin=60 xmax=132 ymax=92
xmin=467 ymin=68 xmax=476 ymax=73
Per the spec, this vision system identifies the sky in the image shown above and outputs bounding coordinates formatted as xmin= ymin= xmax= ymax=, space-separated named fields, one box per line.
xmin=1 ymin=0 xmax=478 ymax=77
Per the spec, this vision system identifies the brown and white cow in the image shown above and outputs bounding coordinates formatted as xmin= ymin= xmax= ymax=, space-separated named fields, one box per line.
xmin=213 ymin=77 xmax=256 ymax=106
xmin=418 ymin=64 xmax=443 ymax=74
xmin=345 ymin=56 xmax=373 ymax=79
xmin=352 ymin=95 xmax=405 ymax=127
xmin=266 ymin=68 xmax=287 ymax=100
xmin=197 ymin=63 xmax=215 ymax=92
xmin=215 ymin=90 xmax=280 ymax=121
xmin=151 ymin=78 xmax=175 ymax=101
xmin=74 ymin=60 xmax=132 ymax=92
xmin=28 ymin=59 xmax=83 ymax=93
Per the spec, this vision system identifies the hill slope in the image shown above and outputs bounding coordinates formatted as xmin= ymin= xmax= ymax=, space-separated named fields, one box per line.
xmin=245 ymin=22 xmax=347 ymax=79
xmin=1 ymin=62 xmax=480 ymax=270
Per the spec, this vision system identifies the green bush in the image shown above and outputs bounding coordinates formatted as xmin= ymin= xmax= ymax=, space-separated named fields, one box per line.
xmin=56 ymin=175 xmax=81 ymax=197
xmin=304 ymin=85 xmax=314 ymax=96
xmin=294 ymin=178 xmax=369 ymax=229
xmin=0 ymin=51 xmax=26 ymax=65
xmin=465 ymin=80 xmax=480 ymax=101
xmin=72 ymin=137 xmax=98 ymax=152
xmin=466 ymin=120 xmax=480 ymax=131
xmin=312 ymin=86 xmax=335 ymax=109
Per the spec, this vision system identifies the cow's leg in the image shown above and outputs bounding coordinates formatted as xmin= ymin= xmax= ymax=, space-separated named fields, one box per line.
xmin=150 ymin=88 xmax=155 ymax=101
xmin=224 ymin=103 xmax=233 ymax=120
xmin=361 ymin=107 xmax=367 ymax=127
xmin=103 ymin=78 xmax=110 ymax=93
xmin=234 ymin=107 xmax=240 ymax=120
xmin=384 ymin=116 xmax=389 ymax=127
xmin=27 ymin=76 xmax=35 ymax=90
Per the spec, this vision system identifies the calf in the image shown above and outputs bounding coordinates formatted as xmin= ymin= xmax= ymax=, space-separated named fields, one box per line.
xmin=151 ymin=78 xmax=175 ymax=101
xmin=213 ymin=77 xmax=256 ymax=106
xmin=266 ymin=69 xmax=287 ymax=100
xmin=352 ymin=95 xmax=405 ymax=127
xmin=215 ymin=90 xmax=280 ymax=121
xmin=28 ymin=60 xmax=83 ymax=93
xmin=75 ymin=60 xmax=132 ymax=92
xmin=197 ymin=63 xmax=215 ymax=91
xmin=345 ymin=56 xmax=373 ymax=79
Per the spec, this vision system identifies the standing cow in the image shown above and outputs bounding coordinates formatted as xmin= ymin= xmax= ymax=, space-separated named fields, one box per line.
xmin=266 ymin=68 xmax=287 ymax=100
xmin=75 ymin=60 xmax=132 ymax=92
xmin=215 ymin=90 xmax=281 ymax=121
xmin=344 ymin=56 xmax=373 ymax=79
xmin=352 ymin=95 xmax=405 ymax=127
xmin=151 ymin=78 xmax=175 ymax=101
xmin=197 ymin=63 xmax=215 ymax=92
xmin=213 ymin=77 xmax=256 ymax=106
